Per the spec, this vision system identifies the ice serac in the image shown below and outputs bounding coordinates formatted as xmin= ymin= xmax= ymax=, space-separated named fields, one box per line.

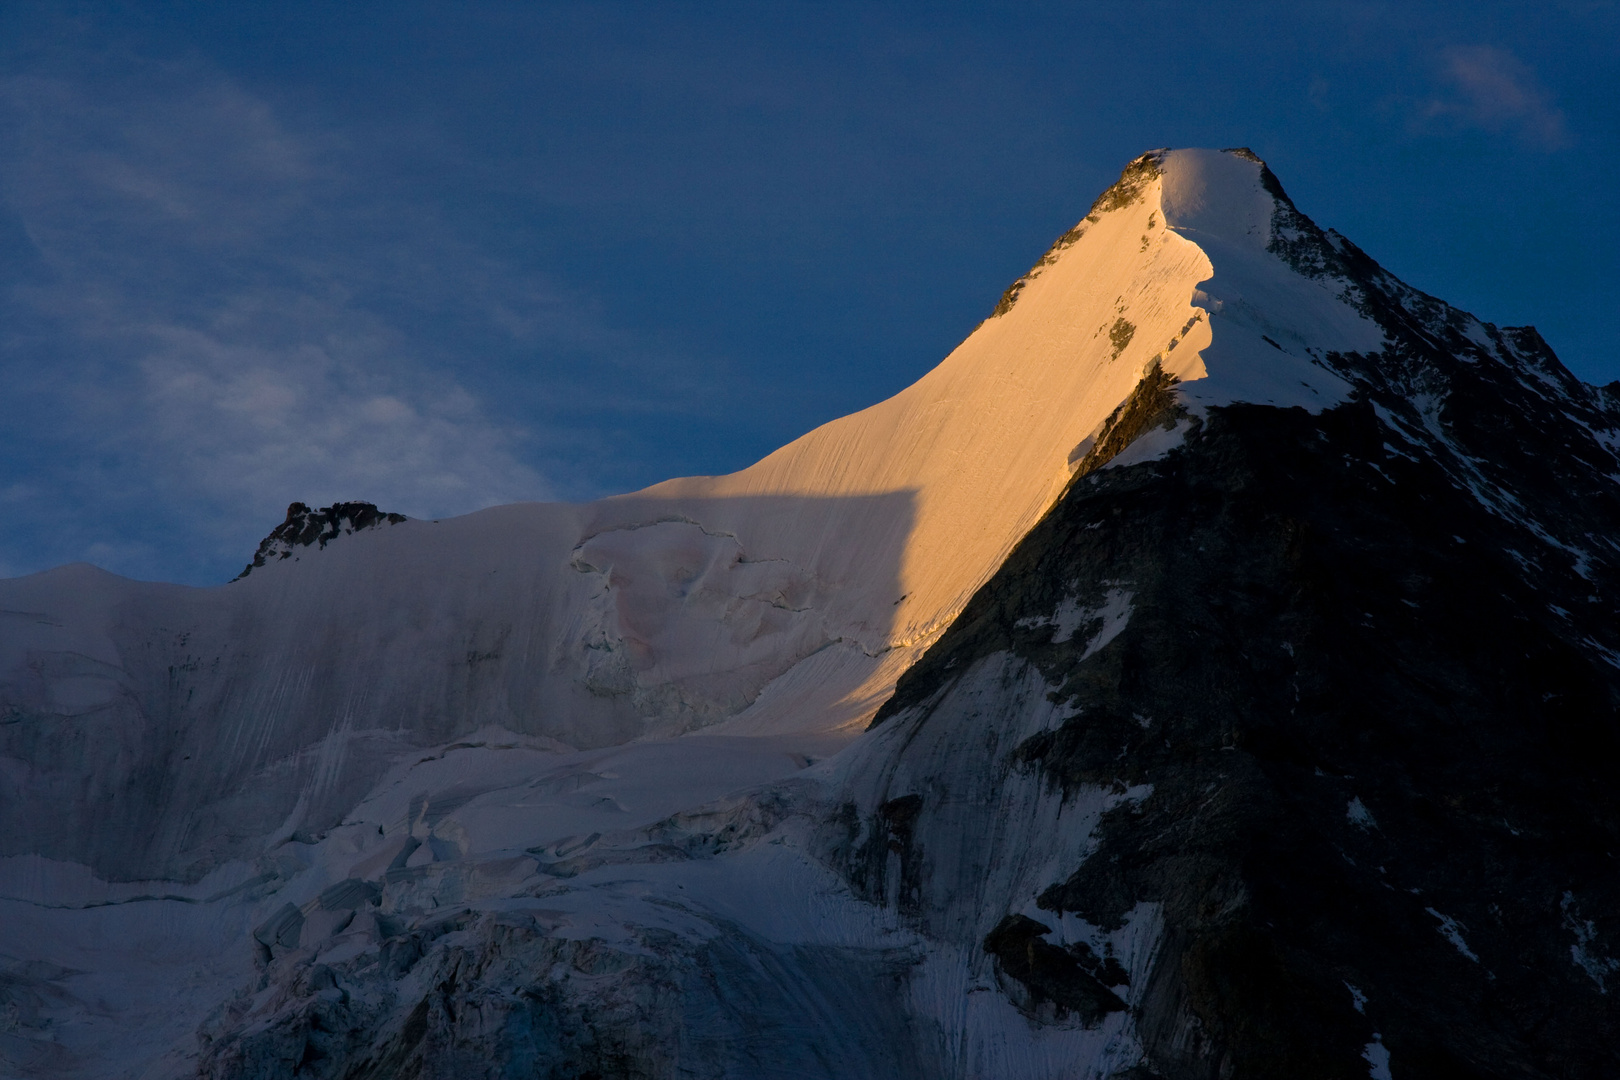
xmin=5 ymin=148 xmax=1619 ymax=1078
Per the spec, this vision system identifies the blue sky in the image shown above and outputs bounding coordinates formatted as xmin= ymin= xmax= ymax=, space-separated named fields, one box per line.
xmin=3 ymin=1 xmax=1617 ymax=584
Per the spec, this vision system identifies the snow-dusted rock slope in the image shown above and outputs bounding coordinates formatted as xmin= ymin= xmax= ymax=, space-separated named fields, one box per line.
xmin=4 ymin=148 xmax=1618 ymax=1078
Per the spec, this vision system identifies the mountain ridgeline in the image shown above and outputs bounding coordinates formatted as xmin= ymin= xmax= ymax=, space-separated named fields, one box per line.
xmin=2 ymin=149 xmax=1618 ymax=1080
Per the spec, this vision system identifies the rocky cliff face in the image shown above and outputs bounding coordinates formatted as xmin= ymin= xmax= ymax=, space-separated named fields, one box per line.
xmin=5 ymin=149 xmax=1618 ymax=1079
xmin=873 ymin=406 xmax=1620 ymax=1077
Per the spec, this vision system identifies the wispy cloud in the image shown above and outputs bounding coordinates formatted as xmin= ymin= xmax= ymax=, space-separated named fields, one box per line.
xmin=0 ymin=55 xmax=646 ymax=581
xmin=132 ymin=304 xmax=547 ymax=521
xmin=1421 ymin=45 xmax=1571 ymax=149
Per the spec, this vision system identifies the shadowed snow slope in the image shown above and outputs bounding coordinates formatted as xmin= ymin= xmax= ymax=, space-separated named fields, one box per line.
xmin=14 ymin=147 xmax=1609 ymax=1078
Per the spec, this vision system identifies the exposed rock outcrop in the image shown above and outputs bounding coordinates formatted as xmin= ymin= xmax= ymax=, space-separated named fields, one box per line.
xmin=237 ymin=502 xmax=408 ymax=579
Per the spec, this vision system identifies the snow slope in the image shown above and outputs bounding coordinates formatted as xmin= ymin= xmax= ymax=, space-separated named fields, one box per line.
xmin=1 ymin=148 xmax=1394 ymax=1077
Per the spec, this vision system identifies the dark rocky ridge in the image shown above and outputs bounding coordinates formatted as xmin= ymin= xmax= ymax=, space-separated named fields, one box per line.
xmin=237 ymin=501 xmax=407 ymax=580
xmin=869 ymin=173 xmax=1620 ymax=1074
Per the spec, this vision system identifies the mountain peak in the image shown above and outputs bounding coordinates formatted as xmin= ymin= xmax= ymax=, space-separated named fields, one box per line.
xmin=984 ymin=145 xmax=1373 ymax=417
xmin=1159 ymin=146 xmax=1287 ymax=247
xmin=1078 ymin=146 xmax=1294 ymax=247
xmin=7 ymin=145 xmax=1620 ymax=1079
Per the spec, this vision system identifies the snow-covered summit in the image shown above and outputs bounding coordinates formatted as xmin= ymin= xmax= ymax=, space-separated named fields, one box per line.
xmin=10 ymin=148 xmax=1612 ymax=1079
